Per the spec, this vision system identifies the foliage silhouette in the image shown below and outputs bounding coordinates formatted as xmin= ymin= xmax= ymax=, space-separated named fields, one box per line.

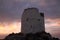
xmin=4 ymin=31 xmax=60 ymax=40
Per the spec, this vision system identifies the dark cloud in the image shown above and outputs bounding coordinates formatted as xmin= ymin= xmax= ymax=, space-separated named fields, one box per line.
xmin=0 ymin=0 xmax=60 ymax=22
xmin=0 ymin=0 xmax=23 ymax=22
xmin=44 ymin=0 xmax=60 ymax=19
xmin=0 ymin=0 xmax=60 ymax=39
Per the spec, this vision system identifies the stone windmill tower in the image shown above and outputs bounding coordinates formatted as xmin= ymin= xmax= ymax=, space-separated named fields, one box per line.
xmin=21 ymin=8 xmax=45 ymax=33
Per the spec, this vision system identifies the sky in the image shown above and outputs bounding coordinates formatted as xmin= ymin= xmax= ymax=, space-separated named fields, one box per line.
xmin=0 ymin=0 xmax=60 ymax=39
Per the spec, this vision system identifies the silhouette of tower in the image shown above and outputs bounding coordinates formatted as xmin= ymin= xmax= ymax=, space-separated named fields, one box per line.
xmin=21 ymin=8 xmax=45 ymax=33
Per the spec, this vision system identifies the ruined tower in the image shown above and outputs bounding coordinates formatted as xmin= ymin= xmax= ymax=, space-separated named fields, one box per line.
xmin=21 ymin=8 xmax=45 ymax=33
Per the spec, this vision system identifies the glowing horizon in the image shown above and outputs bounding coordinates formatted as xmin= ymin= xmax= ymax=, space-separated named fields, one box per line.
xmin=0 ymin=21 xmax=21 ymax=34
xmin=0 ymin=18 xmax=60 ymax=34
xmin=0 ymin=18 xmax=60 ymax=39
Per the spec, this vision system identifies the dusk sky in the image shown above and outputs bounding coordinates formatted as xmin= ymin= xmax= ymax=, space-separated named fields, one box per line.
xmin=0 ymin=0 xmax=60 ymax=39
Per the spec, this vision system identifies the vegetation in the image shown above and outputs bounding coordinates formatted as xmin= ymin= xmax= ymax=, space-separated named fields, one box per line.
xmin=4 ymin=31 xmax=60 ymax=40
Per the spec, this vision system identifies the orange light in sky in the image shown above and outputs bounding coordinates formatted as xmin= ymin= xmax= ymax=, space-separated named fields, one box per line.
xmin=0 ymin=21 xmax=21 ymax=34
xmin=45 ymin=19 xmax=60 ymax=27
xmin=45 ymin=18 xmax=60 ymax=34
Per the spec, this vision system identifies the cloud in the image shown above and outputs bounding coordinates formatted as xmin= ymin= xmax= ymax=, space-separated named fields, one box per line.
xmin=0 ymin=0 xmax=60 ymax=22
xmin=0 ymin=22 xmax=21 ymax=34
xmin=45 ymin=18 xmax=60 ymax=27
xmin=44 ymin=0 xmax=60 ymax=19
xmin=45 ymin=18 xmax=60 ymax=38
xmin=0 ymin=0 xmax=60 ymax=32
xmin=0 ymin=0 xmax=60 ymax=38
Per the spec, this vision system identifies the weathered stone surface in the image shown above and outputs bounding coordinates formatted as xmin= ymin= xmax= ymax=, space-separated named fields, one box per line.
xmin=21 ymin=8 xmax=45 ymax=33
